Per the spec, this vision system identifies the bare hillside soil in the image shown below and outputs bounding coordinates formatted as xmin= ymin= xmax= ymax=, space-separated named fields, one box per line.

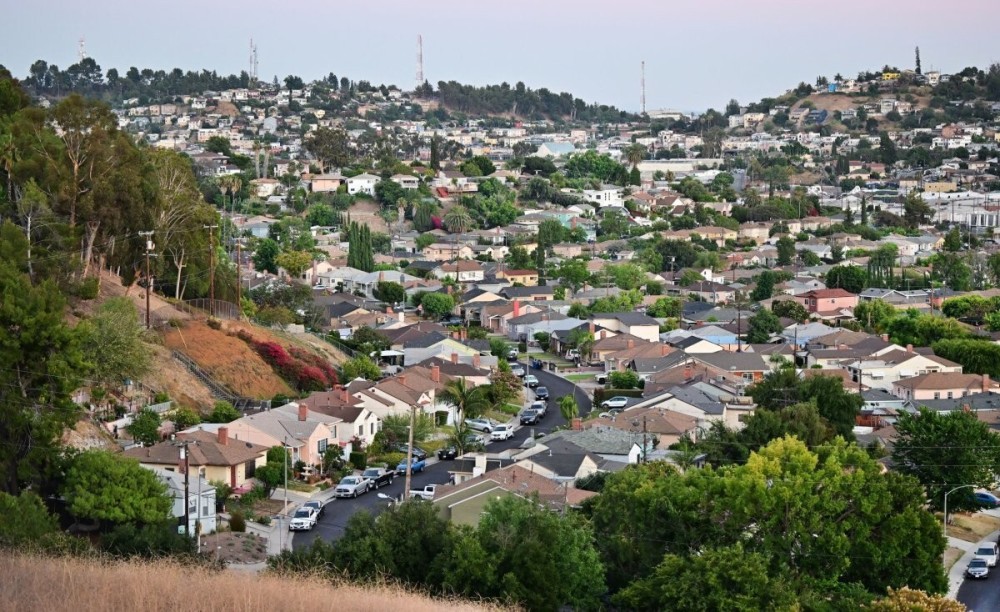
xmin=163 ymin=320 xmax=294 ymax=399
xmin=0 ymin=554 xmax=509 ymax=612
xmin=348 ymin=199 xmax=389 ymax=233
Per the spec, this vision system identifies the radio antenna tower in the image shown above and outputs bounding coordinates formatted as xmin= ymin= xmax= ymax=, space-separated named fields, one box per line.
xmin=416 ymin=34 xmax=424 ymax=91
xmin=249 ymin=38 xmax=259 ymax=83
xmin=640 ymin=60 xmax=646 ymax=115
xmin=78 ymin=37 xmax=87 ymax=62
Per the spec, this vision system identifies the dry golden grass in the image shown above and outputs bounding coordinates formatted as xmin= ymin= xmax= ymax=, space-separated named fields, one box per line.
xmin=943 ymin=546 xmax=964 ymax=572
xmin=944 ymin=512 xmax=1000 ymax=543
xmin=0 ymin=553 xmax=511 ymax=612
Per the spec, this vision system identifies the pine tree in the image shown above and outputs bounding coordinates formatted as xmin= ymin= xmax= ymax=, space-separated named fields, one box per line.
xmin=915 ymin=46 xmax=922 ymax=75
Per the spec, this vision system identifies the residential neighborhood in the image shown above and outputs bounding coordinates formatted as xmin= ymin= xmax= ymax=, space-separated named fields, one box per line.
xmin=8 ymin=33 xmax=1000 ymax=611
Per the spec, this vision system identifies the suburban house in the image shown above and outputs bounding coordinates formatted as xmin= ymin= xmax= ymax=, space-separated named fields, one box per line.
xmin=589 ymin=312 xmax=661 ymax=343
xmin=390 ymin=174 xmax=420 ymax=190
xmin=307 ymin=173 xmax=345 ymax=193
xmin=536 ymin=141 xmax=577 ymax=158
xmin=296 ymin=388 xmax=382 ymax=447
xmin=422 ymin=243 xmax=475 ymax=261
xmin=496 ymin=268 xmax=539 ymax=286
xmin=123 ymin=428 xmax=268 ymax=490
xmin=346 ymin=172 xmax=379 ymax=196
xmin=250 ymin=178 xmax=280 ymax=198
xmin=584 ymin=407 xmax=698 ymax=447
xmin=802 ymin=288 xmax=859 ymax=317
xmin=530 ymin=426 xmax=644 ymax=466
xmin=891 ymin=373 xmax=996 ymax=401
xmin=431 ymin=260 xmax=485 ymax=283
xmin=200 ymin=403 xmax=341 ymax=467
xmin=844 ymin=347 xmax=963 ymax=391
xmin=147 ymin=466 xmax=217 ymax=536
xmin=432 ymin=463 xmax=596 ymax=527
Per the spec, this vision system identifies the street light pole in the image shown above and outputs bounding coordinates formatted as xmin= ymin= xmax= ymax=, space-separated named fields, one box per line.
xmin=944 ymin=484 xmax=977 ymax=538
xmin=404 ymin=404 xmax=417 ymax=500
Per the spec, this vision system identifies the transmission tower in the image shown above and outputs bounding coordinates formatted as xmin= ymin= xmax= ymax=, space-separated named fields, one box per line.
xmin=78 ymin=37 xmax=87 ymax=62
xmin=416 ymin=34 xmax=424 ymax=91
xmin=640 ymin=60 xmax=646 ymax=115
xmin=249 ymin=38 xmax=259 ymax=83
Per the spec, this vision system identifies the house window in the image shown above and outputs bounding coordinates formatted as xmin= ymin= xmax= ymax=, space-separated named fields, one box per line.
xmin=317 ymin=438 xmax=328 ymax=455
xmin=933 ymin=392 xmax=940 ymax=399
xmin=947 ymin=392 xmax=953 ymax=399
xmin=370 ymin=422 xmax=376 ymax=435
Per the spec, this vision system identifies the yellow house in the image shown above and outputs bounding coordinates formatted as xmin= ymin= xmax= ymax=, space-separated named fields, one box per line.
xmin=924 ymin=181 xmax=958 ymax=193
xmin=497 ymin=268 xmax=539 ymax=286
xmin=123 ymin=428 xmax=268 ymax=490
xmin=882 ymin=72 xmax=900 ymax=81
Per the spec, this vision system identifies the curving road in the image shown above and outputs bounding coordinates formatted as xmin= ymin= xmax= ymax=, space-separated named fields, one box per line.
xmin=293 ymin=364 xmax=591 ymax=549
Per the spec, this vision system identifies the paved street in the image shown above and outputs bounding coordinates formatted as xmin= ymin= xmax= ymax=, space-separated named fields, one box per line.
xmin=293 ymin=363 xmax=591 ymax=549
xmin=955 ymin=508 xmax=1000 ymax=611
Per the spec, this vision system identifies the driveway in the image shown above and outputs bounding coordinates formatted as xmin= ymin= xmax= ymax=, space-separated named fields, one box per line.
xmin=293 ymin=363 xmax=591 ymax=549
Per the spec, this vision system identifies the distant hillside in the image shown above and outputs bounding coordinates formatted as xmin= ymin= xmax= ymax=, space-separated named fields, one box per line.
xmin=0 ymin=553 xmax=507 ymax=612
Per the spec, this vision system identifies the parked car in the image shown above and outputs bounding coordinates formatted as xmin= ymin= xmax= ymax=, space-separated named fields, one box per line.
xmin=601 ymin=396 xmax=629 ymax=409
xmin=437 ymin=446 xmax=459 ymax=460
xmin=524 ymin=374 xmax=539 ymax=388
xmin=520 ymin=409 xmax=541 ymax=425
xmin=510 ymin=365 xmax=526 ymax=378
xmin=534 ymin=386 xmax=549 ymax=400
xmin=333 ymin=475 xmax=370 ymax=498
xmin=302 ymin=500 xmax=325 ymax=518
xmin=976 ymin=491 xmax=1000 ymax=508
xmin=976 ymin=542 xmax=1000 ymax=567
xmin=409 ymin=484 xmax=438 ymax=500
xmin=465 ymin=418 xmax=494 ymax=433
xmin=595 ymin=372 xmax=609 ymax=385
xmin=565 ymin=349 xmax=581 ymax=360
xmin=530 ymin=400 xmax=547 ymax=417
xmin=393 ymin=443 xmax=428 ymax=462
xmin=440 ymin=315 xmax=464 ymax=326
xmin=491 ymin=424 xmax=514 ymax=441
xmin=396 ymin=457 xmax=427 ymax=475
xmin=507 ymin=348 xmax=519 ymax=361
xmin=966 ymin=557 xmax=990 ymax=579
xmin=362 ymin=467 xmax=394 ymax=489
xmin=288 ymin=506 xmax=319 ymax=531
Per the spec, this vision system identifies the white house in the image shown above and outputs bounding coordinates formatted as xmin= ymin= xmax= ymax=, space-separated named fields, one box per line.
xmin=148 ymin=466 xmax=217 ymax=536
xmin=346 ymin=173 xmax=379 ymax=196
xmin=583 ymin=187 xmax=625 ymax=208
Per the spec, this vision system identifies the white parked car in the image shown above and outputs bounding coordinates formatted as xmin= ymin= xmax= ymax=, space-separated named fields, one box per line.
xmin=288 ymin=506 xmax=319 ymax=531
xmin=975 ymin=542 xmax=999 ymax=567
xmin=333 ymin=475 xmax=370 ymax=498
xmin=491 ymin=424 xmax=514 ymax=441
xmin=465 ymin=418 xmax=495 ymax=433
xmin=601 ymin=396 xmax=629 ymax=410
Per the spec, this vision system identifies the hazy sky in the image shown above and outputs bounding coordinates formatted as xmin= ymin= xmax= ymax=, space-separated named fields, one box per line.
xmin=4 ymin=0 xmax=999 ymax=112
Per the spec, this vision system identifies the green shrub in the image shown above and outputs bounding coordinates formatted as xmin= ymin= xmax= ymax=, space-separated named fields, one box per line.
xmin=349 ymin=451 xmax=367 ymax=470
xmin=230 ymin=510 xmax=247 ymax=533
xmin=206 ymin=317 xmax=222 ymax=330
xmin=76 ymin=277 xmax=99 ymax=300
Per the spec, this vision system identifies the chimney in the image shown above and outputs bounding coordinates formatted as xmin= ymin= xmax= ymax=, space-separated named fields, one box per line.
xmin=451 ymin=352 xmax=459 ymax=364
xmin=513 ymin=300 xmax=520 ymax=317
xmin=906 ymin=344 xmax=913 ymax=353
xmin=684 ymin=365 xmax=693 ymax=380
xmin=431 ymin=365 xmax=441 ymax=382
xmin=378 ymin=270 xmax=385 ymax=282
xmin=627 ymin=339 xmax=635 ymax=349
xmin=661 ymin=343 xmax=668 ymax=356
xmin=984 ymin=374 xmax=991 ymax=393
xmin=340 ymin=387 xmax=349 ymax=404
xmin=452 ymin=331 xmax=460 ymax=340
xmin=399 ymin=375 xmax=407 ymax=387
xmin=473 ymin=354 xmax=481 ymax=369
xmin=386 ymin=306 xmax=394 ymax=315
xmin=298 ymin=404 xmax=307 ymax=421
xmin=589 ymin=321 xmax=595 ymax=334
xmin=600 ymin=330 xmax=606 ymax=339
xmin=218 ymin=427 xmax=229 ymax=446
xmin=571 ymin=417 xmax=582 ymax=431
xmin=881 ymin=334 xmax=889 ymax=342
xmin=460 ymin=328 xmax=467 ymax=340
xmin=398 ymin=310 xmax=404 ymax=323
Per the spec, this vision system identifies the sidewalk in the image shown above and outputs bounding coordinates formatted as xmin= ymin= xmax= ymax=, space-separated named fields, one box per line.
xmin=946 ymin=529 xmax=999 ymax=599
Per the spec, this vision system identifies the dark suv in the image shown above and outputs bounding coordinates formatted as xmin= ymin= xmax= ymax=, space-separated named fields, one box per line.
xmin=534 ymin=386 xmax=549 ymax=401
xmin=394 ymin=444 xmax=428 ymax=462
xmin=520 ymin=409 xmax=541 ymax=425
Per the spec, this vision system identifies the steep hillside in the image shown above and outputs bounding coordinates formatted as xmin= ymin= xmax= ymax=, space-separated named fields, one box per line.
xmin=0 ymin=554 xmax=508 ymax=612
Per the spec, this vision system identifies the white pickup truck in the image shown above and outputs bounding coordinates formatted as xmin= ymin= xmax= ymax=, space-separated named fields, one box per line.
xmin=409 ymin=484 xmax=439 ymax=500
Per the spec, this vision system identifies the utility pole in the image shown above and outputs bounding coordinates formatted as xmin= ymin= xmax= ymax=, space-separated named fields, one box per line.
xmin=139 ymin=231 xmax=155 ymax=329
xmin=403 ymin=404 xmax=417 ymax=499
xmin=204 ymin=223 xmax=219 ymax=316
xmin=236 ymin=238 xmax=243 ymax=318
xmin=173 ymin=438 xmax=195 ymax=537
xmin=642 ymin=415 xmax=648 ymax=463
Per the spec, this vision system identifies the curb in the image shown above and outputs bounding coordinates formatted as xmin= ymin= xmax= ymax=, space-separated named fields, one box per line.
xmin=947 ymin=528 xmax=1000 ymax=599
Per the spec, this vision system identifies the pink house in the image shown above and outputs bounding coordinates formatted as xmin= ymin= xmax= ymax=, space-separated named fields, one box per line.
xmin=891 ymin=373 xmax=996 ymax=401
xmin=802 ymin=288 xmax=859 ymax=315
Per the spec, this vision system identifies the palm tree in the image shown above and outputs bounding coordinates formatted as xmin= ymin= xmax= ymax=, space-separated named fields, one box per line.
xmin=559 ymin=395 xmax=579 ymax=422
xmin=443 ymin=204 xmax=473 ymax=234
xmin=568 ymin=329 xmax=596 ymax=364
xmin=624 ymin=143 xmax=647 ymax=169
xmin=440 ymin=377 xmax=489 ymax=423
